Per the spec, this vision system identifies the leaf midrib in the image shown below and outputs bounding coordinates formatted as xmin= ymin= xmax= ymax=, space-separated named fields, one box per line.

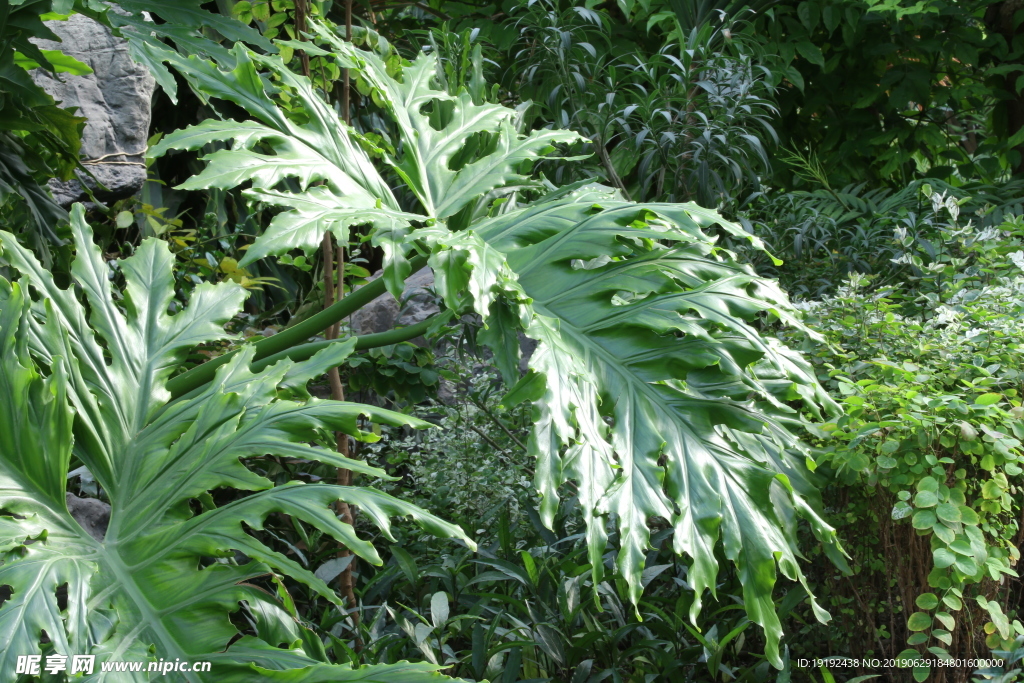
xmin=535 ymin=298 xmax=771 ymax=509
xmin=99 ymin=544 xmax=198 ymax=680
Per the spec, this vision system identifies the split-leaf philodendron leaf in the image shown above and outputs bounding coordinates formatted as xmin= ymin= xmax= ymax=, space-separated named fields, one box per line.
xmin=0 ymin=206 xmax=472 ymax=682
xmin=149 ymin=28 xmax=847 ymax=667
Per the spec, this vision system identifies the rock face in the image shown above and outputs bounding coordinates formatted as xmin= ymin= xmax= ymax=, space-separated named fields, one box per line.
xmin=350 ymin=267 xmax=537 ymax=376
xmin=66 ymin=493 xmax=111 ymax=541
xmin=351 ymin=268 xmax=441 ymax=339
xmin=31 ymin=14 xmax=155 ymax=206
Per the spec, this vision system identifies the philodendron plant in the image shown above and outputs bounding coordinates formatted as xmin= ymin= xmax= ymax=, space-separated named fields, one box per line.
xmin=0 ymin=207 xmax=473 ymax=681
xmin=0 ymin=22 xmax=847 ymax=680
xmin=141 ymin=22 xmax=849 ymax=669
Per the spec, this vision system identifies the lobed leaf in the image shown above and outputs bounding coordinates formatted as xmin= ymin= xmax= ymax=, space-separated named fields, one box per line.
xmin=0 ymin=210 xmax=471 ymax=681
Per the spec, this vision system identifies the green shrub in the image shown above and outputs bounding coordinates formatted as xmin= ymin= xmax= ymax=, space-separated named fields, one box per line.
xmin=348 ymin=504 xmax=783 ymax=682
xmin=778 ymin=190 xmax=1024 ymax=680
xmin=737 ymin=178 xmax=1024 ymax=298
xmin=362 ymin=363 xmax=538 ymax=554
xmin=354 ymin=353 xmax=795 ymax=681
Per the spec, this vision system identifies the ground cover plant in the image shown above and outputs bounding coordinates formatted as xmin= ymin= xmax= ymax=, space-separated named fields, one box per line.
xmin=774 ymin=193 xmax=1024 ymax=681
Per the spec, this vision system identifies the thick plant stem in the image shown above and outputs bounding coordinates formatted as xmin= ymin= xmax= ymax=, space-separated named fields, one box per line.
xmin=247 ymin=315 xmax=450 ymax=374
xmin=292 ymin=0 xmax=360 ymax=639
xmin=331 ymin=244 xmax=344 ymax=340
xmin=294 ymin=0 xmax=311 ymax=75
xmin=165 ymin=320 xmax=446 ymax=407
xmin=165 ymin=255 xmax=428 ymax=398
xmin=321 ymin=233 xmax=346 ymax=406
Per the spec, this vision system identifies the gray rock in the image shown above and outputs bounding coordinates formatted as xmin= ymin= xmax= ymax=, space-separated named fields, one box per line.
xmin=31 ymin=13 xmax=155 ymax=206
xmin=348 ymin=266 xmax=536 ymax=411
xmin=66 ymin=493 xmax=111 ymax=541
xmin=517 ymin=331 xmax=538 ymax=375
xmin=351 ymin=268 xmax=440 ymax=342
xmin=436 ymin=377 xmax=458 ymax=405
xmin=350 ymin=268 xmax=537 ymax=388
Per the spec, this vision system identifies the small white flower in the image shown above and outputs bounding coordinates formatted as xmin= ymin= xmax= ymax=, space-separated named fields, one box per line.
xmin=945 ymin=196 xmax=960 ymax=222
xmin=975 ymin=227 xmax=1001 ymax=242
xmin=931 ymin=191 xmax=947 ymax=213
xmin=1009 ymin=251 xmax=1024 ymax=271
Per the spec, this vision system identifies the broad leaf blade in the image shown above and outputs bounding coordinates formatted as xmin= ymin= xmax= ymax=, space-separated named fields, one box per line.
xmin=0 ymin=212 xmax=471 ymax=681
xmin=470 ymin=197 xmax=845 ymax=666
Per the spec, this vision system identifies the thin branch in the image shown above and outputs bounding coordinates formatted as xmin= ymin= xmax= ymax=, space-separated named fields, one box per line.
xmin=467 ymin=395 xmax=527 ymax=452
xmin=466 ymin=423 xmax=513 ymax=457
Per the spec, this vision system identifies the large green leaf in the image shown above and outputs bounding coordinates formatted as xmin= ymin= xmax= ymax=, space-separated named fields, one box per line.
xmin=150 ymin=36 xmax=580 ymax=296
xmin=470 ymin=193 xmax=846 ymax=666
xmin=310 ymin=24 xmax=583 ymax=222
xmin=76 ymin=0 xmax=275 ymax=101
xmin=147 ymin=45 xmax=406 ymax=273
xmin=405 ymin=190 xmax=846 ymax=665
xmin=0 ymin=207 xmax=472 ymax=681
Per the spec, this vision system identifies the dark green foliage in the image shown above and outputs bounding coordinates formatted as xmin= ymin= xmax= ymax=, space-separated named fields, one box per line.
xmin=345 ymin=374 xmax=821 ymax=681
xmin=737 ymin=177 xmax=1024 ymax=297
xmin=0 ymin=0 xmax=86 ymax=258
xmin=506 ymin=2 xmax=779 ymax=207
xmin=345 ymin=342 xmax=442 ymax=405
xmin=755 ymin=0 xmax=1024 ymax=187
xmin=350 ymin=522 xmax=784 ymax=682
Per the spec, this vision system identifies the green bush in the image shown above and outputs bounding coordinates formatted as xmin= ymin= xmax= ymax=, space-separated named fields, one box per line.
xmin=349 ymin=495 xmax=784 ymax=682
xmin=736 ymin=178 xmax=1024 ymax=299
xmin=356 ymin=356 xmax=796 ymax=681
xmin=362 ymin=363 xmax=538 ymax=553
xmin=777 ymin=190 xmax=1024 ymax=680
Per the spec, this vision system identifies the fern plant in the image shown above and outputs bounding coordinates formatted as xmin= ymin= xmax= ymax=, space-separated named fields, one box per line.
xmin=0 ymin=206 xmax=472 ymax=681
xmin=142 ymin=25 xmax=851 ymax=668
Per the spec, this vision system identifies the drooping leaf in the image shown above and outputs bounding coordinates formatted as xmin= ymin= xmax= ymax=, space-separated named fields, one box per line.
xmin=464 ymin=192 xmax=845 ymax=667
